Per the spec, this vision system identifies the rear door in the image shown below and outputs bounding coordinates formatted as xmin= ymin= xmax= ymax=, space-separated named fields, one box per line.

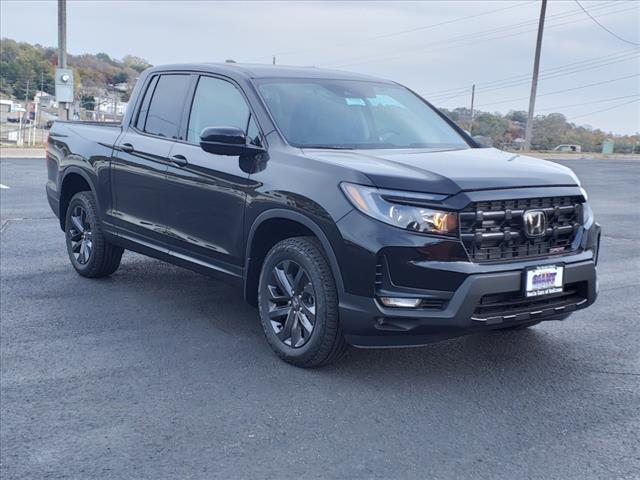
xmin=163 ymin=74 xmax=262 ymax=275
xmin=112 ymin=73 xmax=193 ymax=246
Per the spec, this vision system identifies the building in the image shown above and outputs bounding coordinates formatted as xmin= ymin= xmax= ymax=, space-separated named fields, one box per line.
xmin=34 ymin=91 xmax=58 ymax=109
xmin=0 ymin=99 xmax=12 ymax=122
xmin=95 ymin=96 xmax=128 ymax=116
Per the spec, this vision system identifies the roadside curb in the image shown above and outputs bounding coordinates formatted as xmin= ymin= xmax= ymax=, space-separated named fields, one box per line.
xmin=0 ymin=148 xmax=46 ymax=158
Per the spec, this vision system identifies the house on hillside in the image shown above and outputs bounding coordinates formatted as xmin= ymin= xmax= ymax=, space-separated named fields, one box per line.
xmin=0 ymin=99 xmax=12 ymax=122
xmin=34 ymin=91 xmax=57 ymax=109
xmin=90 ymin=95 xmax=129 ymax=120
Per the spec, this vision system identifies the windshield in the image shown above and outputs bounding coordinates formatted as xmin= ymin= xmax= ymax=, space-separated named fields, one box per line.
xmin=256 ymin=78 xmax=469 ymax=150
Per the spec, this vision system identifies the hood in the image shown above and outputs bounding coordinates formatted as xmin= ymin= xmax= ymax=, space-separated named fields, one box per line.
xmin=302 ymin=147 xmax=580 ymax=195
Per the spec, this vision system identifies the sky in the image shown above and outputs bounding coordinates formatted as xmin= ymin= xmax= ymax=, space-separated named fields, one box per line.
xmin=1 ymin=0 xmax=639 ymax=134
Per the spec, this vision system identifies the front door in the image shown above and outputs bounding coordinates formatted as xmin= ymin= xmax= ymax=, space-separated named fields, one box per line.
xmin=164 ymin=75 xmax=262 ymax=276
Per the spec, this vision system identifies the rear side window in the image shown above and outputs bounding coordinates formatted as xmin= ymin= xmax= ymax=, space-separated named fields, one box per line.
xmin=135 ymin=75 xmax=158 ymax=131
xmin=187 ymin=76 xmax=250 ymax=144
xmin=143 ymin=74 xmax=191 ymax=139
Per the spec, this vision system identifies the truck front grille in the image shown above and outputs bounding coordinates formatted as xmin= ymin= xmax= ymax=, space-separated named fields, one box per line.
xmin=459 ymin=196 xmax=583 ymax=263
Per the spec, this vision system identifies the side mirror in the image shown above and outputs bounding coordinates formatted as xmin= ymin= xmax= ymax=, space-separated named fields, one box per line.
xmin=200 ymin=126 xmax=265 ymax=156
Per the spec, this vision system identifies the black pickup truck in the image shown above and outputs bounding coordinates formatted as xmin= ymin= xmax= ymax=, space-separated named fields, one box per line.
xmin=46 ymin=63 xmax=600 ymax=366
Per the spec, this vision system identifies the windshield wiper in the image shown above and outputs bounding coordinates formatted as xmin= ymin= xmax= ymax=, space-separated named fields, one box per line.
xmin=301 ymin=145 xmax=355 ymax=150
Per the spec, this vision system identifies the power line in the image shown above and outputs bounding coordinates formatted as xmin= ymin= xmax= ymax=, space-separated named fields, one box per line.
xmin=574 ymin=0 xmax=640 ymax=46
xmin=475 ymin=73 xmax=640 ymax=108
xmin=333 ymin=2 xmax=634 ymax=69
xmin=431 ymin=50 xmax=639 ymax=104
xmin=536 ymin=94 xmax=640 ymax=112
xmin=246 ymin=1 xmax=537 ymax=62
xmin=428 ymin=48 xmax=639 ymax=100
xmin=569 ymin=98 xmax=640 ymax=120
xmin=424 ymin=49 xmax=640 ymax=99
xmin=324 ymin=1 xmax=629 ymax=68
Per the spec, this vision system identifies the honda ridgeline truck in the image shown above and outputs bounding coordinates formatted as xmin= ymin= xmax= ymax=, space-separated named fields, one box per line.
xmin=46 ymin=64 xmax=601 ymax=366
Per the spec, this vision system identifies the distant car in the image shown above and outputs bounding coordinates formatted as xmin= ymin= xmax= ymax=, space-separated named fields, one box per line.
xmin=554 ymin=144 xmax=581 ymax=153
xmin=7 ymin=117 xmax=19 ymax=123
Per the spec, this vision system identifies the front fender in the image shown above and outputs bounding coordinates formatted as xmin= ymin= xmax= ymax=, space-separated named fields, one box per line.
xmin=245 ymin=208 xmax=346 ymax=296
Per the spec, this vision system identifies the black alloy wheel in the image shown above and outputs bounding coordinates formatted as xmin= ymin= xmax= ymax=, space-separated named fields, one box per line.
xmin=68 ymin=204 xmax=93 ymax=265
xmin=267 ymin=260 xmax=316 ymax=348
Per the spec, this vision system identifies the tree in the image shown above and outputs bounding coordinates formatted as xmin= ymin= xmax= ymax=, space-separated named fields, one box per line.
xmin=506 ymin=110 xmax=527 ymax=124
xmin=122 ymin=55 xmax=152 ymax=73
xmin=471 ymin=112 xmax=510 ymax=143
xmin=95 ymin=52 xmax=115 ymax=65
xmin=80 ymin=95 xmax=95 ymax=111
xmin=0 ymin=38 xmax=56 ymax=99
xmin=111 ymin=71 xmax=129 ymax=84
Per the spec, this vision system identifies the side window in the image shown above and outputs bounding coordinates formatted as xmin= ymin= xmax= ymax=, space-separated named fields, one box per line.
xmin=144 ymin=74 xmax=191 ymax=139
xmin=187 ymin=76 xmax=251 ymax=144
xmin=135 ymin=75 xmax=158 ymax=131
xmin=247 ymin=116 xmax=262 ymax=147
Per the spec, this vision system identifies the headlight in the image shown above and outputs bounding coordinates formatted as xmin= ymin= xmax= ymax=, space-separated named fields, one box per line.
xmin=340 ymin=182 xmax=457 ymax=235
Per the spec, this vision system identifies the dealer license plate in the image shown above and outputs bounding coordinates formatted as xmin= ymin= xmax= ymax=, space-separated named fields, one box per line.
xmin=524 ymin=265 xmax=564 ymax=298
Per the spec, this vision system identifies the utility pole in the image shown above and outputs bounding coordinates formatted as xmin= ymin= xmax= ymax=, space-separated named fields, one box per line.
xmin=524 ymin=0 xmax=547 ymax=151
xmin=24 ymin=80 xmax=30 ymax=146
xmin=272 ymin=55 xmax=276 ymax=65
xmin=469 ymin=84 xmax=476 ymax=134
xmin=57 ymin=0 xmax=68 ymax=120
xmin=38 ymin=71 xmax=44 ymax=139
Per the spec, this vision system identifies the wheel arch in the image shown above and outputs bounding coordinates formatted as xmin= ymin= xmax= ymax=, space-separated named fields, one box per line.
xmin=58 ymin=167 xmax=98 ymax=231
xmin=244 ymin=209 xmax=345 ymax=306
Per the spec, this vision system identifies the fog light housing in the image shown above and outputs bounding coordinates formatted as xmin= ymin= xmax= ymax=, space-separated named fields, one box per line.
xmin=379 ymin=297 xmax=422 ymax=308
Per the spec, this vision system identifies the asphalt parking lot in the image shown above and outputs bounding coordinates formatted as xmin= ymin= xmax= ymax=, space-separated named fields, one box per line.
xmin=1 ymin=156 xmax=639 ymax=479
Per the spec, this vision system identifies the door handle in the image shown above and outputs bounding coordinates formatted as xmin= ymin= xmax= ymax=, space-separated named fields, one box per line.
xmin=171 ymin=154 xmax=188 ymax=167
xmin=121 ymin=143 xmax=134 ymax=153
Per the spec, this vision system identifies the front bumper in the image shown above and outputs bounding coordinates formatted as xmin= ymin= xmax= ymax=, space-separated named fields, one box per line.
xmin=339 ymin=257 xmax=597 ymax=347
xmin=335 ymin=206 xmax=600 ymax=348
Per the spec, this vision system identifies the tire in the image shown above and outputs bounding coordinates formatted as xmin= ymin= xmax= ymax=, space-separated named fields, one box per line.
xmin=65 ymin=191 xmax=123 ymax=278
xmin=258 ymin=237 xmax=348 ymax=367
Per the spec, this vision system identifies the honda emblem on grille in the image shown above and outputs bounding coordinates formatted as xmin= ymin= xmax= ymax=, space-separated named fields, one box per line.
xmin=523 ymin=210 xmax=547 ymax=237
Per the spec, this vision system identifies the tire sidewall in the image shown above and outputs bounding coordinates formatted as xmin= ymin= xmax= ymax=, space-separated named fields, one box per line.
xmin=258 ymin=242 xmax=331 ymax=361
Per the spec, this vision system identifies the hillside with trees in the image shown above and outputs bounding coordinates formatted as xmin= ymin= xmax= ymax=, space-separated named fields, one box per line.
xmin=0 ymin=38 xmax=151 ymax=102
xmin=0 ymin=38 xmax=637 ymax=152
xmin=442 ymin=107 xmax=637 ymax=153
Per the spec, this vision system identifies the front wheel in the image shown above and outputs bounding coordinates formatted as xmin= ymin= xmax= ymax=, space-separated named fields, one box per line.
xmin=65 ymin=191 xmax=123 ymax=278
xmin=258 ymin=237 xmax=348 ymax=367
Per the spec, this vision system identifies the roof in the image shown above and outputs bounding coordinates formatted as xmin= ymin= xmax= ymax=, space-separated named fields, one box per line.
xmin=146 ymin=62 xmax=393 ymax=83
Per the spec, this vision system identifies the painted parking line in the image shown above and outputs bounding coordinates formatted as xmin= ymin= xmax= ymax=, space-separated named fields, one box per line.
xmin=0 ymin=184 xmax=10 ymax=189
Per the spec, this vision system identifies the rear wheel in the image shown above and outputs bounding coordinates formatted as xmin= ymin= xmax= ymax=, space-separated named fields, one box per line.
xmin=258 ymin=237 xmax=347 ymax=367
xmin=65 ymin=191 xmax=123 ymax=278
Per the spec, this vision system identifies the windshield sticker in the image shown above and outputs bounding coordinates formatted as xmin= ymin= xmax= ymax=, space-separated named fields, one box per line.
xmin=368 ymin=94 xmax=405 ymax=108
xmin=345 ymin=97 xmax=366 ymax=106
